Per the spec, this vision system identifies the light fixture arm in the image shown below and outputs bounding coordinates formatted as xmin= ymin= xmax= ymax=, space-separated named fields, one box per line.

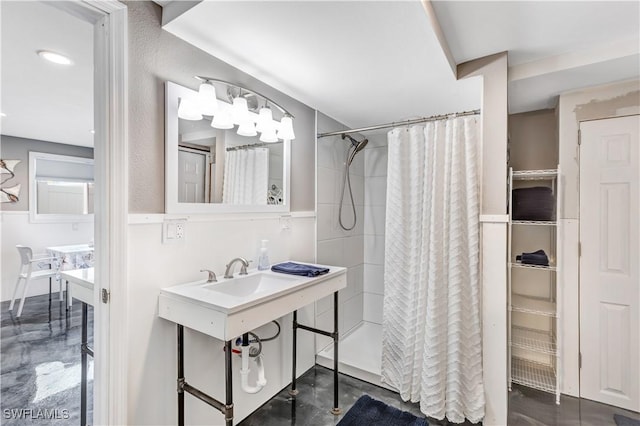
xmin=195 ymin=76 xmax=294 ymax=118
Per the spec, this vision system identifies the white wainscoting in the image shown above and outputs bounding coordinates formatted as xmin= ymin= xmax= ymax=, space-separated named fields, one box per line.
xmin=126 ymin=213 xmax=317 ymax=425
xmin=480 ymin=218 xmax=508 ymax=426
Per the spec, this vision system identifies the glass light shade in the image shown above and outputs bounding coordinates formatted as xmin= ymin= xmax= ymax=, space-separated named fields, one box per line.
xmin=237 ymin=120 xmax=257 ymax=137
xmin=255 ymin=107 xmax=273 ymax=133
xmin=231 ymin=97 xmax=249 ymax=125
xmin=259 ymin=128 xmax=278 ymax=143
xmin=198 ymin=82 xmax=218 ymax=116
xmin=177 ymin=98 xmax=202 ymax=121
xmin=211 ymin=108 xmax=234 ymax=129
xmin=277 ymin=115 xmax=295 ymax=140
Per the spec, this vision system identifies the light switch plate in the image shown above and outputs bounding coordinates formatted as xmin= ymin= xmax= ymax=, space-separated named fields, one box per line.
xmin=163 ymin=218 xmax=187 ymax=244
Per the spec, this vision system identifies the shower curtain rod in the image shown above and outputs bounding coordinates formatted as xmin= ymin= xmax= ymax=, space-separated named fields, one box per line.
xmin=317 ymin=109 xmax=481 ymax=138
xmin=225 ymin=141 xmax=283 ymax=151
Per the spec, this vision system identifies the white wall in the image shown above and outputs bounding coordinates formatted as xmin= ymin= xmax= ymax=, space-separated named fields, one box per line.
xmin=0 ymin=211 xmax=93 ymax=302
xmin=363 ymin=136 xmax=387 ymax=324
xmin=127 ymin=214 xmax=316 ymax=425
xmin=458 ymin=52 xmax=509 ymax=426
xmin=315 ymin=113 xmax=364 ymax=350
xmin=123 ymin=3 xmax=321 ymax=424
xmin=127 ymin=1 xmax=315 ymax=213
xmin=557 ymin=79 xmax=640 ymax=397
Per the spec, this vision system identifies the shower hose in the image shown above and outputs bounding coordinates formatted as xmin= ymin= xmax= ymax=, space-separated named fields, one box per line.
xmin=339 ymin=145 xmax=358 ymax=231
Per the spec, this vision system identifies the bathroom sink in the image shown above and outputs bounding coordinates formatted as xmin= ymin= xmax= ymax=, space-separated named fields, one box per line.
xmin=201 ymin=272 xmax=300 ymax=298
xmin=158 ymin=263 xmax=346 ymax=341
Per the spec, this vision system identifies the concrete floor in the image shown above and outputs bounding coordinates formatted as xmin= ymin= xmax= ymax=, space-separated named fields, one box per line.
xmin=1 ymin=293 xmax=93 ymax=425
xmin=1 ymin=293 xmax=638 ymax=426
xmin=241 ymin=365 xmax=640 ymax=426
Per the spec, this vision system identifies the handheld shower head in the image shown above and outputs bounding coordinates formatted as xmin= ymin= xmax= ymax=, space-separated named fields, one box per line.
xmin=347 ymin=138 xmax=368 ymax=165
xmin=355 ymin=138 xmax=368 ymax=153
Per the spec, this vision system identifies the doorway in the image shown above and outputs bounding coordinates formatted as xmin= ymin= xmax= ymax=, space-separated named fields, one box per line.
xmin=579 ymin=115 xmax=639 ymax=412
xmin=0 ymin=1 xmax=127 ymax=424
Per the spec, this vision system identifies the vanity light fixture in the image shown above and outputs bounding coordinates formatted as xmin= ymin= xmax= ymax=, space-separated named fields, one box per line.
xmin=277 ymin=115 xmax=295 ymax=141
xmin=259 ymin=127 xmax=279 ymax=143
xmin=198 ymin=81 xmax=218 ymax=116
xmin=211 ymin=108 xmax=234 ymax=130
xmin=37 ymin=50 xmax=73 ymax=65
xmin=194 ymin=76 xmax=295 ymax=141
xmin=255 ymin=106 xmax=272 ymax=133
xmin=231 ymin=95 xmax=250 ymax=125
xmin=177 ymin=98 xmax=203 ymax=121
xmin=237 ymin=120 xmax=258 ymax=137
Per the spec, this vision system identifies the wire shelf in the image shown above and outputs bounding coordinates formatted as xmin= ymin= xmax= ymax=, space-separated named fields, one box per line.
xmin=511 ymin=294 xmax=557 ymax=317
xmin=511 ymin=326 xmax=557 ymax=355
xmin=512 ymin=169 xmax=558 ymax=180
xmin=512 ymin=357 xmax=557 ymax=394
xmin=510 ymin=262 xmax=557 ymax=271
xmin=511 ymin=220 xmax=557 ymax=226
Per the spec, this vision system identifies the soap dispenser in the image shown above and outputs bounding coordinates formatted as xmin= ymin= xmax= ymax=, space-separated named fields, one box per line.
xmin=258 ymin=240 xmax=270 ymax=271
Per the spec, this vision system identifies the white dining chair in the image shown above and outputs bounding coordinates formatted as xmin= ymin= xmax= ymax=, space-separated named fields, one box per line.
xmin=9 ymin=245 xmax=61 ymax=318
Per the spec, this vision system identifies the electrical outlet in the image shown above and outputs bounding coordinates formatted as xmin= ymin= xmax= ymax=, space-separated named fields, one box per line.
xmin=163 ymin=219 xmax=187 ymax=244
xmin=280 ymin=215 xmax=292 ymax=230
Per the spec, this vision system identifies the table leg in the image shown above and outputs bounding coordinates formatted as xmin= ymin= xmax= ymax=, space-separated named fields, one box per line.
xmin=177 ymin=325 xmax=184 ymax=426
xmin=81 ymin=302 xmax=88 ymax=426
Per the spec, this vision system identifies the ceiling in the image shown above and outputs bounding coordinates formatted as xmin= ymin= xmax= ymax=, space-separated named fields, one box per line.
xmin=162 ymin=1 xmax=482 ymax=131
xmin=163 ymin=0 xmax=639 ymax=122
xmin=432 ymin=1 xmax=640 ymax=113
xmin=1 ymin=1 xmax=94 ymax=147
xmin=2 ymin=1 xmax=636 ymax=149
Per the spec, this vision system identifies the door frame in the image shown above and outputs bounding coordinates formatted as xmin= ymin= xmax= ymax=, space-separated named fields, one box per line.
xmin=54 ymin=1 xmax=129 ymax=424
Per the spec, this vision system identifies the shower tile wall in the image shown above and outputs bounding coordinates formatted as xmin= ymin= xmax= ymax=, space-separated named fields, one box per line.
xmin=316 ymin=113 xmax=365 ymax=350
xmin=363 ymin=136 xmax=388 ymax=324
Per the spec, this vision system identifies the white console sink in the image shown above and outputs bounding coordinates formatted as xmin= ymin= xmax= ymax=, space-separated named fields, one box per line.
xmin=158 ymin=263 xmax=346 ymax=341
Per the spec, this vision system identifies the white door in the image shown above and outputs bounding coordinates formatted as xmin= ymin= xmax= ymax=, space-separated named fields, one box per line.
xmin=178 ymin=149 xmax=207 ymax=203
xmin=579 ymin=115 xmax=639 ymax=411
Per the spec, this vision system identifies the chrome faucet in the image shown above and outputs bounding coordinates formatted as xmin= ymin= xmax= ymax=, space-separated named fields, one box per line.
xmin=224 ymin=257 xmax=250 ymax=279
xmin=200 ymin=269 xmax=217 ymax=283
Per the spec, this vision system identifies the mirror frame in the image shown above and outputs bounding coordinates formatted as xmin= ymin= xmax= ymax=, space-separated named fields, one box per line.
xmin=165 ymin=81 xmax=291 ymax=214
xmin=29 ymin=151 xmax=95 ymax=223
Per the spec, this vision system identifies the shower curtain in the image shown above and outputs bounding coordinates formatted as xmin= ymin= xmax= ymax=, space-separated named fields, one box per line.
xmin=222 ymin=148 xmax=269 ymax=205
xmin=381 ymin=116 xmax=484 ymax=423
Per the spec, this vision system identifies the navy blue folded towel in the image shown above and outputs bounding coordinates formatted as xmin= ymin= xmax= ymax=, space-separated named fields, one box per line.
xmin=271 ymin=262 xmax=330 ymax=277
xmin=516 ymin=249 xmax=549 ymax=266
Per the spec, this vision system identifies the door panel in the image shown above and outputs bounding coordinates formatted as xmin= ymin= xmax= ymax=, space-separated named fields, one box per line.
xmin=178 ymin=149 xmax=206 ymax=203
xmin=579 ymin=115 xmax=639 ymax=411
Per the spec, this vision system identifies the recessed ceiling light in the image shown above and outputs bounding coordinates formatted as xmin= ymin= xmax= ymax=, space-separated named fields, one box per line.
xmin=0 ymin=113 xmax=6 ymax=117
xmin=90 ymin=130 xmax=95 ymax=134
xmin=37 ymin=50 xmax=73 ymax=65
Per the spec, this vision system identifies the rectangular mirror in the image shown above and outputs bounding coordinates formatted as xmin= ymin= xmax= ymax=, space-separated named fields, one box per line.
xmin=29 ymin=152 xmax=94 ymax=223
xmin=165 ymin=81 xmax=291 ymax=214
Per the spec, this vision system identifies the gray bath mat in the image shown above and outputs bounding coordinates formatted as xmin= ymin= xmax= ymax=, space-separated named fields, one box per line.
xmin=614 ymin=414 xmax=640 ymax=426
xmin=337 ymin=394 xmax=428 ymax=426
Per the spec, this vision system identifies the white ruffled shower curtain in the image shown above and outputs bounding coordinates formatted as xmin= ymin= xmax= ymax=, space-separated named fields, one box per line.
xmin=381 ymin=116 xmax=484 ymax=423
xmin=222 ymin=148 xmax=269 ymax=205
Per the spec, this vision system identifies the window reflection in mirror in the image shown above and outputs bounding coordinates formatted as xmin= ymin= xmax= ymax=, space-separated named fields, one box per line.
xmin=29 ymin=152 xmax=94 ymax=222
